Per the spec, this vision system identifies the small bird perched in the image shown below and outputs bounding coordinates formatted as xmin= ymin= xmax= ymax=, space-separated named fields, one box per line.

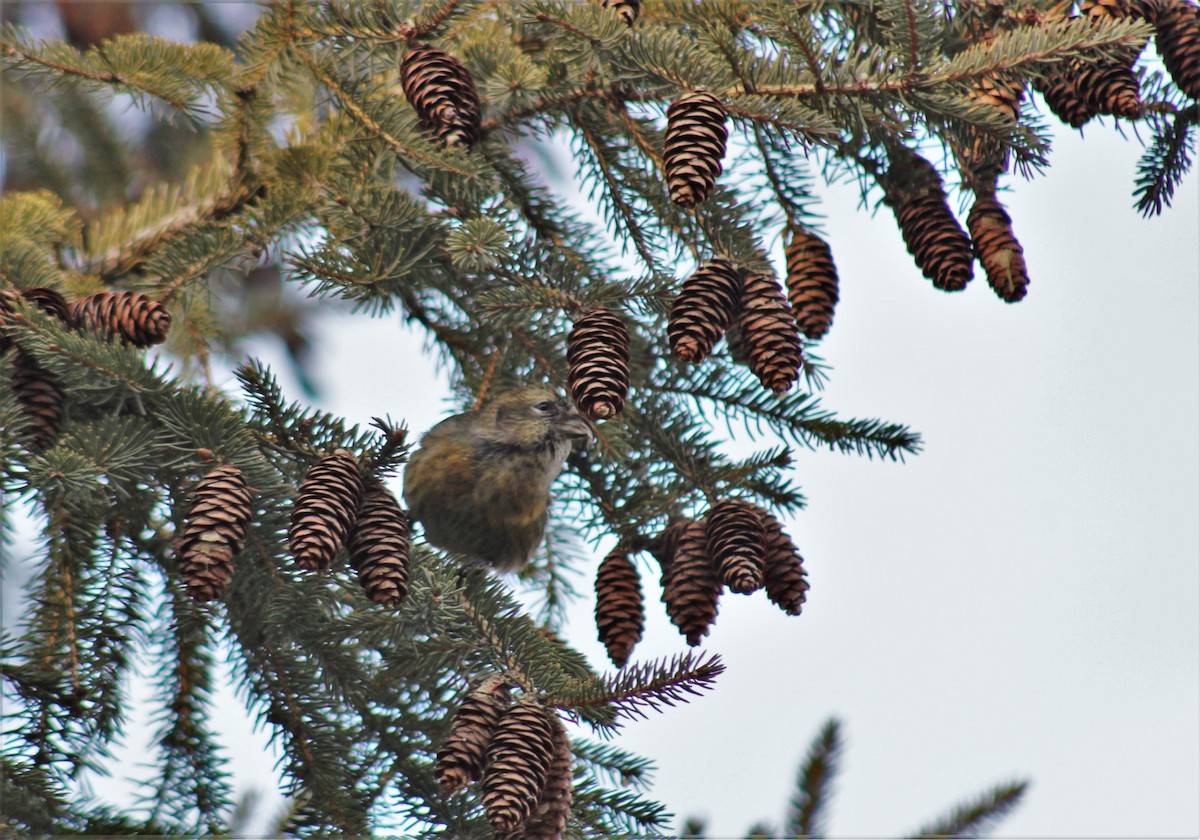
xmin=403 ymin=385 xmax=593 ymax=572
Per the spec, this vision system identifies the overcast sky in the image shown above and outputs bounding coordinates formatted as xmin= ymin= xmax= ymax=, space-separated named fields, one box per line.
xmin=4 ymin=40 xmax=1197 ymax=838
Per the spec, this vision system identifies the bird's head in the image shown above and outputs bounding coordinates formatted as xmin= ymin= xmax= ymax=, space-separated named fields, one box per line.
xmin=479 ymin=385 xmax=594 ymax=452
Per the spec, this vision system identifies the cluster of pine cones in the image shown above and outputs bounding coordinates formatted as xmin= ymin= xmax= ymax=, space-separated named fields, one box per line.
xmin=594 ymin=500 xmax=809 ymax=668
xmin=1 ymin=287 xmax=171 ymax=448
xmin=436 ymin=676 xmax=573 ymax=838
xmin=174 ymin=450 xmax=410 ymax=607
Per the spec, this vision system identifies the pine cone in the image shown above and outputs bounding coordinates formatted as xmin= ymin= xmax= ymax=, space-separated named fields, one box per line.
xmin=521 ymin=714 xmax=574 ymax=840
xmin=660 ymin=517 xmax=721 ymax=645
xmin=70 ymin=290 xmax=171 ymax=347
xmin=400 ymin=44 xmax=482 ymax=147
xmin=647 ymin=517 xmax=689 ymax=576
xmin=1 ymin=288 xmax=70 ymax=354
xmin=664 ymin=90 xmax=728 ymax=207
xmin=601 ymin=0 xmax=641 ymax=25
xmin=971 ymin=73 xmax=1024 ymax=123
xmin=482 ymin=699 xmax=555 ymax=833
xmin=737 ymin=272 xmax=802 ymax=394
xmin=173 ymin=464 xmax=254 ymax=601
xmin=348 ymin=480 xmax=410 ymax=608
xmin=594 ymin=548 xmax=644 ymax=668
xmin=761 ymin=512 xmax=809 ymax=616
xmin=706 ymin=500 xmax=766 ymax=595
xmin=668 ymin=256 xmax=742 ymax=363
xmin=10 ymin=350 xmax=64 ymax=448
xmin=884 ymin=151 xmax=974 ymax=292
xmin=1154 ymin=0 xmax=1200 ymax=99
xmin=288 ymin=450 xmax=364 ymax=571
xmin=436 ymin=675 xmax=512 ymax=796
xmin=967 ymin=192 xmax=1030 ymax=303
xmin=1032 ymin=66 xmax=1098 ymax=127
xmin=567 ymin=308 xmax=630 ymax=421
xmin=784 ymin=229 xmax=839 ymax=341
xmin=1074 ymin=58 xmax=1143 ymax=118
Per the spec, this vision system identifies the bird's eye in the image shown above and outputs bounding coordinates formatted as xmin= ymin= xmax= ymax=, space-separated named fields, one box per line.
xmin=535 ymin=400 xmax=556 ymax=414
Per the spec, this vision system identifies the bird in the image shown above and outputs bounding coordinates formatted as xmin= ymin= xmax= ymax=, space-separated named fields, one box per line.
xmin=402 ymin=384 xmax=593 ymax=572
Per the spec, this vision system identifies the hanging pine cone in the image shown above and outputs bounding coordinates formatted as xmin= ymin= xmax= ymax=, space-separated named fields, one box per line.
xmin=594 ymin=548 xmax=644 ymax=668
xmin=664 ymin=89 xmax=728 ymax=207
xmin=173 ymin=464 xmax=254 ymax=601
xmin=521 ymin=714 xmax=574 ymax=840
xmin=1 ymin=288 xmax=71 ymax=354
xmin=288 ymin=450 xmax=364 ymax=571
xmin=399 ymin=44 xmax=482 ymax=147
xmin=601 ymin=0 xmax=641 ymax=25
xmin=967 ymin=192 xmax=1030 ymax=303
xmin=1153 ymin=0 xmax=1200 ymax=99
xmin=784 ymin=229 xmax=839 ymax=341
xmin=347 ymin=480 xmax=410 ymax=608
xmin=70 ymin=290 xmax=171 ymax=347
xmin=436 ymin=675 xmax=512 ymax=796
xmin=706 ymin=500 xmax=766 ymax=595
xmin=10 ymin=350 xmax=64 ymax=448
xmin=761 ymin=512 xmax=809 ymax=616
xmin=648 ymin=517 xmax=689 ymax=575
xmin=567 ymin=308 xmax=630 ymax=421
xmin=668 ymin=256 xmax=742 ymax=363
xmin=737 ymin=272 xmax=802 ymax=394
xmin=883 ymin=150 xmax=974 ymax=292
xmin=1032 ymin=66 xmax=1098 ymax=127
xmin=661 ymin=517 xmax=721 ymax=645
xmin=482 ymin=698 xmax=555 ymax=833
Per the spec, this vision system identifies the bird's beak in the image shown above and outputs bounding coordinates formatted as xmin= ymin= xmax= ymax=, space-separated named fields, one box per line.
xmin=557 ymin=409 xmax=595 ymax=444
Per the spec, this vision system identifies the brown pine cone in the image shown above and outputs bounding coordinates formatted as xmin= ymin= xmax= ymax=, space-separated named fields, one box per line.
xmin=1074 ymin=58 xmax=1143 ymax=118
xmin=400 ymin=44 xmax=482 ymax=147
xmin=967 ymin=192 xmax=1030 ymax=303
xmin=288 ymin=450 xmax=364 ymax=571
xmin=10 ymin=350 xmax=64 ymax=448
xmin=482 ymin=698 xmax=555 ymax=833
xmin=883 ymin=150 xmax=974 ymax=292
xmin=348 ymin=480 xmax=410 ymax=608
xmin=70 ymin=290 xmax=171 ymax=347
xmin=1 ymin=288 xmax=70 ymax=354
xmin=521 ymin=713 xmax=574 ymax=840
xmin=436 ymin=674 xmax=512 ymax=796
xmin=174 ymin=464 xmax=254 ymax=601
xmin=601 ymin=0 xmax=641 ymax=25
xmin=661 ymin=517 xmax=721 ymax=645
xmin=567 ymin=308 xmax=631 ymax=421
xmin=784 ymin=229 xmax=839 ymax=341
xmin=706 ymin=500 xmax=766 ymax=595
xmin=1154 ymin=0 xmax=1200 ymax=99
xmin=595 ymin=548 xmax=644 ymax=668
xmin=737 ymin=272 xmax=802 ymax=394
xmin=668 ymin=256 xmax=742 ymax=363
xmin=761 ymin=512 xmax=809 ymax=616
xmin=971 ymin=73 xmax=1024 ymax=123
xmin=664 ymin=90 xmax=728 ymax=207
xmin=1032 ymin=66 xmax=1098 ymax=127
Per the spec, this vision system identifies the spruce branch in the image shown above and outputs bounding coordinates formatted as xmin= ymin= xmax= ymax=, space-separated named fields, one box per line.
xmin=908 ymin=780 xmax=1030 ymax=839
xmin=784 ymin=717 xmax=843 ymax=839
xmin=548 ymin=651 xmax=724 ymax=726
xmin=1134 ymin=103 xmax=1197 ymax=217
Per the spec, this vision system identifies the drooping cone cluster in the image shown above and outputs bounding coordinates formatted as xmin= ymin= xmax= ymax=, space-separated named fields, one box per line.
xmin=1153 ymin=0 xmax=1200 ymax=99
xmin=659 ymin=517 xmax=721 ymax=645
xmin=664 ymin=90 xmax=728 ymax=207
xmin=288 ymin=450 xmax=364 ymax=570
xmin=706 ymin=500 xmax=766 ymax=595
xmin=173 ymin=464 xmax=254 ymax=601
xmin=347 ymin=480 xmax=411 ymax=607
xmin=481 ymin=699 xmax=556 ymax=833
xmin=70 ymin=290 xmax=171 ymax=347
xmin=10 ymin=351 xmax=65 ymax=448
xmin=737 ymin=272 xmax=802 ymax=394
xmin=761 ymin=511 xmax=809 ymax=616
xmin=400 ymin=44 xmax=482 ymax=147
xmin=967 ymin=192 xmax=1030 ymax=303
xmin=567 ymin=308 xmax=630 ymax=421
xmin=785 ymin=228 xmax=839 ymax=341
xmin=883 ymin=150 xmax=974 ymax=292
xmin=521 ymin=715 xmax=574 ymax=840
xmin=601 ymin=0 xmax=641 ymax=25
xmin=436 ymin=675 xmax=512 ymax=796
xmin=594 ymin=548 xmax=644 ymax=668
xmin=668 ymin=256 xmax=741 ymax=363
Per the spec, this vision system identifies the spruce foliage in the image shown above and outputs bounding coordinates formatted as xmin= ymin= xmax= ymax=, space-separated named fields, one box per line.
xmin=0 ymin=0 xmax=1189 ymax=835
